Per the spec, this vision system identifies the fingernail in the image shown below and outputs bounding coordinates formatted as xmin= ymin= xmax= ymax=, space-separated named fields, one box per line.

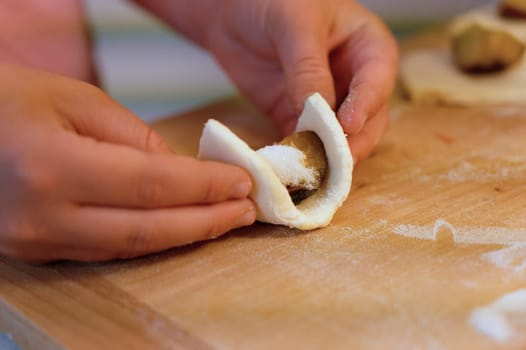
xmin=231 ymin=181 xmax=251 ymax=198
xmin=235 ymin=206 xmax=256 ymax=228
xmin=341 ymin=93 xmax=354 ymax=113
xmin=339 ymin=93 xmax=358 ymax=133
xmin=343 ymin=93 xmax=354 ymax=108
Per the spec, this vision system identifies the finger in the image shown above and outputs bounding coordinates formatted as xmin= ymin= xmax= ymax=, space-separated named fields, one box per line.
xmin=0 ymin=216 xmax=99 ymax=264
xmin=61 ymin=199 xmax=256 ymax=261
xmin=336 ymin=16 xmax=398 ymax=136
xmin=58 ymin=133 xmax=252 ymax=207
xmin=54 ymin=81 xmax=171 ymax=153
xmin=347 ymin=105 xmax=389 ymax=164
xmin=275 ymin=16 xmax=336 ymax=126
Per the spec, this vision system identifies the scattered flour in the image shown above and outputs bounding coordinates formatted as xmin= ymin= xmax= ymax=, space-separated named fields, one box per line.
xmin=389 ymin=105 xmax=409 ymax=121
xmin=482 ymin=244 xmax=526 ymax=272
xmin=393 ymin=219 xmax=455 ymax=241
xmin=366 ymin=195 xmax=410 ymax=207
xmin=415 ymin=152 xmax=526 ymax=183
xmin=469 ymin=289 xmax=526 ymax=343
xmin=490 ymin=107 xmax=525 ymax=118
xmin=441 ymin=160 xmax=526 ymax=183
xmin=392 ymin=219 xmax=526 ymax=245
xmin=460 ymin=280 xmax=480 ymax=289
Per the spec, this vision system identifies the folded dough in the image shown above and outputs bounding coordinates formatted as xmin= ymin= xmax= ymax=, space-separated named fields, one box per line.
xmin=198 ymin=93 xmax=353 ymax=230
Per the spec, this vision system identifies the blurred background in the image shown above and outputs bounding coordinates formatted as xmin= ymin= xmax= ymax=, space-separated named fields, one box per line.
xmin=84 ymin=0 xmax=495 ymax=122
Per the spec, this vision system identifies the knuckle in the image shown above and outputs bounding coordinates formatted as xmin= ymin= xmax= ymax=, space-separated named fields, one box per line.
xmin=118 ymin=223 xmax=154 ymax=259
xmin=293 ymin=56 xmax=330 ymax=79
xmin=135 ymin=169 xmax=163 ymax=207
xmin=3 ymin=217 xmax=34 ymax=243
xmin=13 ymin=159 xmax=58 ymax=195
xmin=0 ymin=218 xmax=42 ymax=262
xmin=202 ymin=179 xmax=224 ymax=203
xmin=205 ymin=220 xmax=226 ymax=240
xmin=143 ymin=129 xmax=167 ymax=153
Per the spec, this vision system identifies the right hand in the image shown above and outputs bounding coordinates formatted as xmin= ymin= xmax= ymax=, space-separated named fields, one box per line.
xmin=136 ymin=0 xmax=398 ymax=163
xmin=0 ymin=63 xmax=256 ymax=263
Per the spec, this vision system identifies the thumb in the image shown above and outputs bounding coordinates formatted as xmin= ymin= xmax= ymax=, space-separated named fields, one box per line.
xmin=64 ymin=84 xmax=171 ymax=154
xmin=276 ymin=25 xmax=335 ymax=131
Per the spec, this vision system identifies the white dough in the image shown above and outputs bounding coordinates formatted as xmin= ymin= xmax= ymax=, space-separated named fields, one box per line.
xmin=198 ymin=93 xmax=353 ymax=230
xmin=400 ymin=6 xmax=526 ymax=106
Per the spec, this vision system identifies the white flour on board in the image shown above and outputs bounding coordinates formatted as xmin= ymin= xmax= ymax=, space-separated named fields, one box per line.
xmin=469 ymin=289 xmax=526 ymax=343
xmin=490 ymin=106 xmax=525 ymax=118
xmin=366 ymin=195 xmax=410 ymax=207
xmin=392 ymin=219 xmax=526 ymax=245
xmin=482 ymin=244 xmax=526 ymax=273
xmin=439 ymin=160 xmax=526 ymax=183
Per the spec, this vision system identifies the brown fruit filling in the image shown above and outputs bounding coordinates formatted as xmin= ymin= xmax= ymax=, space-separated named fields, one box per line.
xmin=452 ymin=24 xmax=525 ymax=73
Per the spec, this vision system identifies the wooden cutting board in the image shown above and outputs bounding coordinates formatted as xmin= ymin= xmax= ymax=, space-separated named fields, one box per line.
xmin=2 ymin=35 xmax=526 ymax=349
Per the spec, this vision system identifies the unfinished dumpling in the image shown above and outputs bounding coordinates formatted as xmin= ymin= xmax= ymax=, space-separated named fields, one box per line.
xmin=451 ymin=4 xmax=526 ymax=72
xmin=452 ymin=24 xmax=524 ymax=72
xmin=450 ymin=5 xmax=526 ymax=42
xmin=400 ymin=48 xmax=526 ymax=105
xmin=401 ymin=5 xmax=526 ymax=105
xmin=198 ymin=93 xmax=353 ymax=230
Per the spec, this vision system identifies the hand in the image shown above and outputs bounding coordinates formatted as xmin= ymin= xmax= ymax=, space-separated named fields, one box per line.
xmin=137 ymin=0 xmax=398 ymax=163
xmin=206 ymin=0 xmax=398 ymax=162
xmin=0 ymin=64 xmax=255 ymax=263
xmin=140 ymin=0 xmax=398 ymax=161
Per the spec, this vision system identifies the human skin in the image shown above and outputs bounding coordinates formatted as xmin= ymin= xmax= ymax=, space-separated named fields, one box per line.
xmin=0 ymin=63 xmax=256 ymax=262
xmin=136 ymin=0 xmax=399 ymax=163
xmin=0 ymin=0 xmax=397 ymax=262
xmin=0 ymin=0 xmax=97 ymax=83
xmin=0 ymin=1 xmax=255 ymax=263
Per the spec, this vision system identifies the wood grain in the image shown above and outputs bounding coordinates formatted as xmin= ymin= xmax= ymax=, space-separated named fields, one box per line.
xmin=2 ymin=41 xmax=526 ymax=349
